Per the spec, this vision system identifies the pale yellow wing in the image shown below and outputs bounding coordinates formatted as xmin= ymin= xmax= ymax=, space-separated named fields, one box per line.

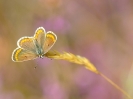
xmin=17 ymin=37 xmax=36 ymax=52
xmin=43 ymin=31 xmax=57 ymax=54
xmin=34 ymin=27 xmax=46 ymax=49
xmin=12 ymin=48 xmax=38 ymax=62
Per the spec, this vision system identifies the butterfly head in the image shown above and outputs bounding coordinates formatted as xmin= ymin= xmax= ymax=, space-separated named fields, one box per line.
xmin=38 ymin=54 xmax=44 ymax=59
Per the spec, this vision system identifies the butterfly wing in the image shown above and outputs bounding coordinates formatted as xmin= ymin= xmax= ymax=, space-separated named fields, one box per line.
xmin=34 ymin=27 xmax=46 ymax=49
xmin=12 ymin=48 xmax=38 ymax=62
xmin=43 ymin=31 xmax=57 ymax=54
xmin=17 ymin=37 xmax=36 ymax=52
xmin=12 ymin=27 xmax=56 ymax=62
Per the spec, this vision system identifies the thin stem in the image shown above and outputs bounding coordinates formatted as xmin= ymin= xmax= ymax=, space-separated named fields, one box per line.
xmin=99 ymin=72 xmax=132 ymax=99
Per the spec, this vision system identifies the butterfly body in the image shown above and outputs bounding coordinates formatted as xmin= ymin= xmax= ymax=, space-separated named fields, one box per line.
xmin=12 ymin=27 xmax=57 ymax=62
xmin=34 ymin=39 xmax=43 ymax=56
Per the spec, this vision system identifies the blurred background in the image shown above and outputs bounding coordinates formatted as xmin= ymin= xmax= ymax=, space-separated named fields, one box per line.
xmin=0 ymin=0 xmax=133 ymax=99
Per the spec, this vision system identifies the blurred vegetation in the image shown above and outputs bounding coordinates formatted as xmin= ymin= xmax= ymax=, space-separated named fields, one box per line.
xmin=0 ymin=0 xmax=133 ymax=99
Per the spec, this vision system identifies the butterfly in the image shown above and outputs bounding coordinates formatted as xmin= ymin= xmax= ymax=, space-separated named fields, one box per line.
xmin=12 ymin=27 xmax=57 ymax=62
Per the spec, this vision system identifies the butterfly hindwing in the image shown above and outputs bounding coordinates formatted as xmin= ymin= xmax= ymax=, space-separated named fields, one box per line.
xmin=12 ymin=48 xmax=38 ymax=62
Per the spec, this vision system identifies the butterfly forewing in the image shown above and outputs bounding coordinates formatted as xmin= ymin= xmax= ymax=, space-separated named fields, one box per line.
xmin=43 ymin=31 xmax=57 ymax=54
xmin=34 ymin=27 xmax=46 ymax=50
xmin=12 ymin=48 xmax=38 ymax=62
xmin=17 ymin=37 xmax=36 ymax=52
